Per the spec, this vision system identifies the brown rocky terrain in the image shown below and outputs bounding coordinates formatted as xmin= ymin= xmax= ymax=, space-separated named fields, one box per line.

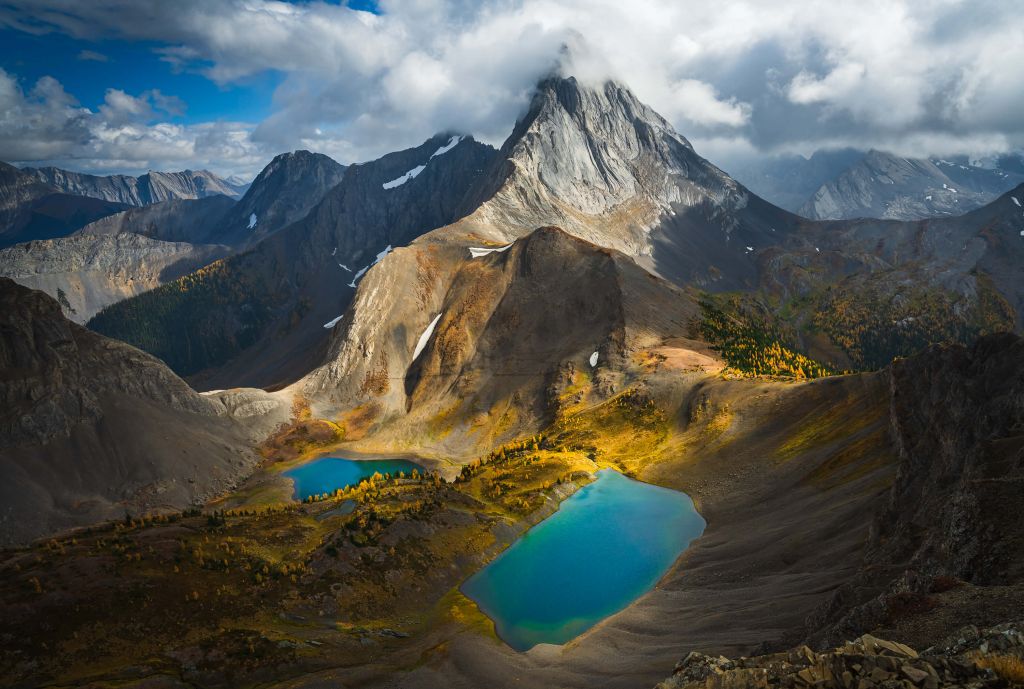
xmin=657 ymin=623 xmax=1024 ymax=689
xmin=0 ymin=232 xmax=229 ymax=323
xmin=0 ymin=278 xmax=290 ymax=545
xmin=300 ymin=225 xmax=711 ymax=458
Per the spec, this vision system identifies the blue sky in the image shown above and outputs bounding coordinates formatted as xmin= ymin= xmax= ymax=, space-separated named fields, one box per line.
xmin=0 ymin=28 xmax=281 ymax=124
xmin=0 ymin=1 xmax=1021 ymax=179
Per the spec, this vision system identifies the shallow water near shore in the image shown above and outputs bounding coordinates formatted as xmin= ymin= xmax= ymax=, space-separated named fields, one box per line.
xmin=284 ymin=457 xmax=424 ymax=500
xmin=462 ymin=469 xmax=705 ymax=651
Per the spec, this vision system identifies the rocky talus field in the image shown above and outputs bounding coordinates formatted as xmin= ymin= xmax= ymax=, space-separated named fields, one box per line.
xmin=658 ymin=624 xmax=1024 ymax=689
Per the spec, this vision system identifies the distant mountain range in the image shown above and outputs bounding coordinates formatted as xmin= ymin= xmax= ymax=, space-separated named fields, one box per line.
xmin=0 ymin=150 xmax=346 ymax=322
xmin=0 ymin=161 xmax=131 ymax=248
xmin=22 ymin=166 xmax=249 ymax=206
xmin=732 ymin=148 xmax=1024 ymax=220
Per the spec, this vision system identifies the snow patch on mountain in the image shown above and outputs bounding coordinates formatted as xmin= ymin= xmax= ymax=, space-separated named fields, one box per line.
xmin=347 ymin=245 xmax=392 ymax=288
xmin=412 ymin=313 xmax=443 ymax=362
xmin=383 ymin=165 xmax=425 ymax=190
xmin=589 ymin=351 xmax=599 ymax=367
xmin=248 ymin=213 xmax=257 ymax=229
xmin=323 ymin=314 xmax=344 ymax=329
xmin=347 ymin=266 xmax=368 ymax=288
xmin=469 ymin=244 xmax=512 ymax=258
xmin=1013 ymin=196 xmax=1021 ymax=207
xmin=430 ymin=135 xmax=463 ymax=159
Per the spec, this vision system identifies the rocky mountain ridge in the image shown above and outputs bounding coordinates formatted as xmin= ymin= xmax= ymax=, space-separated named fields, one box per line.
xmin=89 ymin=134 xmax=496 ymax=388
xmin=22 ymin=165 xmax=248 ymax=206
xmin=0 ymin=151 xmax=346 ymax=323
xmin=300 ymin=225 xmax=710 ymax=455
xmin=0 ymin=232 xmax=229 ymax=323
xmin=799 ymin=150 xmax=1024 ymax=221
xmin=0 ymin=161 xmax=130 ymax=248
xmin=0 ymin=278 xmax=288 ymax=545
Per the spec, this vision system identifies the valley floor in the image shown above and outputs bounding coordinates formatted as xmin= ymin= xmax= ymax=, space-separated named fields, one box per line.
xmin=2 ymin=363 xmax=1021 ymax=689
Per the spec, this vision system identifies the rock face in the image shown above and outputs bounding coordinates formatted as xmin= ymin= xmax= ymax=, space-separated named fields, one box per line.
xmin=301 ymin=226 xmax=704 ymax=454
xmin=728 ymin=148 xmax=865 ymax=214
xmin=89 ymin=134 xmax=496 ymax=388
xmin=23 ymin=166 xmax=247 ymax=206
xmin=656 ymin=624 xmax=1024 ymax=689
xmin=447 ymin=76 xmax=797 ymax=289
xmin=0 ymin=161 xmax=54 ymax=230
xmin=799 ymin=150 xmax=1024 ymax=221
xmin=0 ymin=278 xmax=288 ymax=545
xmin=75 ymin=195 xmax=237 ymax=245
xmin=801 ymin=334 xmax=1024 ymax=646
xmin=215 ymin=150 xmax=347 ymax=247
xmin=0 ymin=161 xmax=130 ymax=248
xmin=0 ymin=232 xmax=229 ymax=323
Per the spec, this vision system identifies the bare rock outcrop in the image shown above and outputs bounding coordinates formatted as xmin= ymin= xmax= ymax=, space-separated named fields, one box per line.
xmin=801 ymin=334 xmax=1024 ymax=647
xmin=657 ymin=624 xmax=1024 ymax=689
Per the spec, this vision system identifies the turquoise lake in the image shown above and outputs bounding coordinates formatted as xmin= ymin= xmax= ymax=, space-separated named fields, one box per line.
xmin=284 ymin=457 xmax=424 ymax=501
xmin=461 ymin=469 xmax=705 ymax=651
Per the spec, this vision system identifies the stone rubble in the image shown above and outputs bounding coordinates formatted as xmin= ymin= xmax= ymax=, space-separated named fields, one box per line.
xmin=657 ymin=623 xmax=1024 ymax=689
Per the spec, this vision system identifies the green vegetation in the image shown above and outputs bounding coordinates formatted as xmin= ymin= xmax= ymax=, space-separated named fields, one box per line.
xmin=695 ymin=296 xmax=837 ymax=379
xmin=809 ymin=272 xmax=1015 ymax=370
xmin=88 ymin=255 xmax=278 ymax=376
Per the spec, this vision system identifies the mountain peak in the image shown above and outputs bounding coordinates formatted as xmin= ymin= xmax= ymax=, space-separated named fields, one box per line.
xmin=477 ymin=72 xmax=741 ymax=233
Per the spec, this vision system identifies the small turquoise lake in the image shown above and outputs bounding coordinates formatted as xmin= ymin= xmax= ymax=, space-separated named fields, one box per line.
xmin=284 ymin=457 xmax=424 ymax=501
xmin=461 ymin=469 xmax=705 ymax=651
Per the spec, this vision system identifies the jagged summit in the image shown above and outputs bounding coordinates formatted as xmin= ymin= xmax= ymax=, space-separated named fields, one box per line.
xmin=436 ymin=74 xmax=793 ymax=287
xmin=799 ymin=148 xmax=1024 ymax=220
xmin=470 ymin=75 xmax=743 ymax=235
xmin=216 ymin=149 xmax=347 ymax=246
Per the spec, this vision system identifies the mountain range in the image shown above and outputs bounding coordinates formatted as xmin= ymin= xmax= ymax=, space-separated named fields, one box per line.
xmin=1 ymin=71 xmax=1023 ymax=689
xmin=0 ymin=150 xmax=346 ymax=322
xmin=22 ymin=165 xmax=248 ymax=206
xmin=735 ymin=148 xmax=1024 ymax=220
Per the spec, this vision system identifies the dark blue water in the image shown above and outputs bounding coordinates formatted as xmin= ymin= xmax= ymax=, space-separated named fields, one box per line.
xmin=461 ymin=469 xmax=705 ymax=651
xmin=284 ymin=457 xmax=424 ymax=501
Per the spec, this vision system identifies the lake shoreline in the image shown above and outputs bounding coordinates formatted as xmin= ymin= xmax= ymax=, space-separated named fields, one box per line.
xmin=461 ymin=469 xmax=706 ymax=652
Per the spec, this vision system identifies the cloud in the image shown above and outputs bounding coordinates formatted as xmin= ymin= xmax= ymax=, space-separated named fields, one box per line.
xmin=0 ymin=68 xmax=263 ymax=176
xmin=76 ymin=49 xmax=108 ymax=62
xmin=0 ymin=0 xmax=1022 ymax=175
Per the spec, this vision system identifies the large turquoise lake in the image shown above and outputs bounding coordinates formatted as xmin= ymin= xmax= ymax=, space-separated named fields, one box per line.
xmin=461 ymin=469 xmax=705 ymax=651
xmin=284 ymin=457 xmax=424 ymax=501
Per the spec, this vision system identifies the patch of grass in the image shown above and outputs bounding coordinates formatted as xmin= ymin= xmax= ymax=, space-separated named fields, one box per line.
xmin=971 ymin=653 xmax=1024 ymax=684
xmin=545 ymin=387 xmax=672 ymax=476
xmin=336 ymin=402 xmax=382 ymax=441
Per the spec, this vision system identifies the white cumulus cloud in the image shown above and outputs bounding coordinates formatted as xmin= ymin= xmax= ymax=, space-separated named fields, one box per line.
xmin=0 ymin=0 xmax=1022 ymax=174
